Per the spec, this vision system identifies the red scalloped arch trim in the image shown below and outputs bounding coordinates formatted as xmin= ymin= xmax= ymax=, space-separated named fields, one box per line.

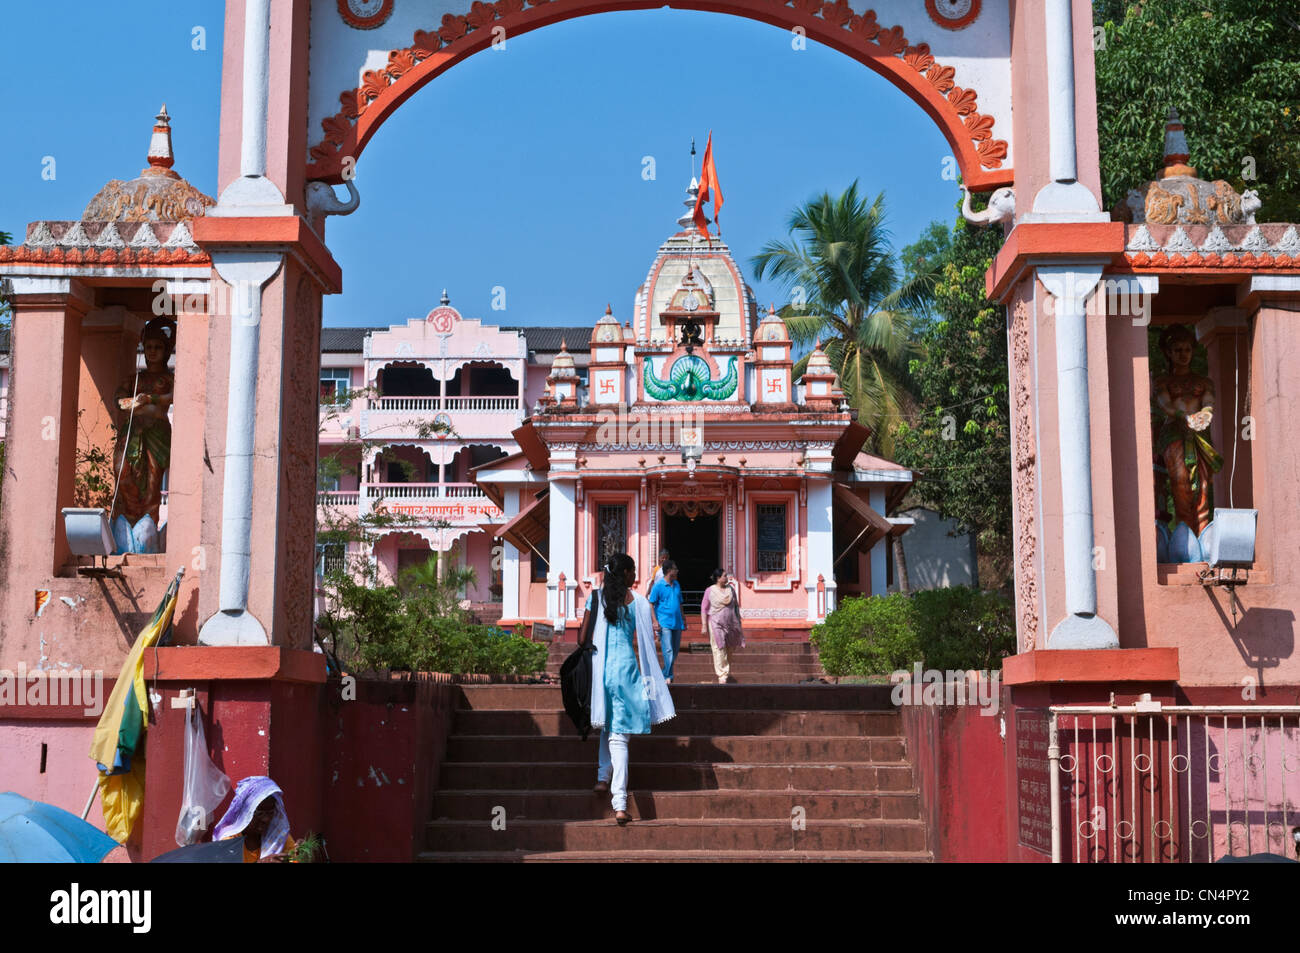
xmin=307 ymin=0 xmax=1012 ymax=190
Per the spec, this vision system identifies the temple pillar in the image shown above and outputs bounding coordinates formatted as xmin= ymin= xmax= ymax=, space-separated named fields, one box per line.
xmin=1238 ymin=279 xmax=1300 ymax=585
xmin=547 ymin=471 xmax=577 ymax=626
xmin=1011 ymin=0 xmax=1106 ymax=223
xmin=0 ymin=279 xmax=92 ymax=664
xmin=501 ymin=488 xmax=520 ymax=621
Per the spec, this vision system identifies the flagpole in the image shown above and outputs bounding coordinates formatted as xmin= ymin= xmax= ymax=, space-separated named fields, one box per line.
xmin=689 ymin=137 xmax=696 ymax=273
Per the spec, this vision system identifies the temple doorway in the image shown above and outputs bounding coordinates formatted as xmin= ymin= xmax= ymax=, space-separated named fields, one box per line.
xmin=661 ymin=511 xmax=720 ymax=615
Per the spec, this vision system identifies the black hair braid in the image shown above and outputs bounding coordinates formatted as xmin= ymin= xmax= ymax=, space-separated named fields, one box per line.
xmin=602 ymin=552 xmax=636 ymax=624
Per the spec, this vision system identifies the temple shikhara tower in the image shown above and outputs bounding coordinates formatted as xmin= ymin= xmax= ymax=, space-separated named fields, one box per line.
xmin=1 ymin=0 xmax=1297 ymax=864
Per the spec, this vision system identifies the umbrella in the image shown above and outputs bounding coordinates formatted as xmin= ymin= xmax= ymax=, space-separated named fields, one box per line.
xmin=0 ymin=792 xmax=122 ymax=863
xmin=150 ymin=837 xmax=246 ymax=863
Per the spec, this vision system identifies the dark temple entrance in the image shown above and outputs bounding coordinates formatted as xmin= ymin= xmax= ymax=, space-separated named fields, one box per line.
xmin=661 ymin=511 xmax=720 ymax=615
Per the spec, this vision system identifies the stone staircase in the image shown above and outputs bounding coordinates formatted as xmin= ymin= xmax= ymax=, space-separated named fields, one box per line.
xmin=421 ymin=639 xmax=929 ymax=862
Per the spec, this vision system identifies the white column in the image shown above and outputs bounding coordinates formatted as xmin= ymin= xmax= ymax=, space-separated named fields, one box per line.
xmin=501 ymin=488 xmax=520 ymax=620
xmin=805 ymin=479 xmax=834 ymax=620
xmin=209 ymin=0 xmax=289 ymax=212
xmin=1039 ymin=266 xmax=1118 ymax=649
xmin=549 ymin=476 xmax=577 ymax=625
xmin=199 ymin=251 xmax=283 ymax=646
xmin=869 ymin=487 xmax=888 ymax=597
xmin=1027 ymin=0 xmax=1106 ymax=220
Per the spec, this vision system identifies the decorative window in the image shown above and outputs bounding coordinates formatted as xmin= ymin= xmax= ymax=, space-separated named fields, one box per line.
xmin=320 ymin=367 xmax=351 ymax=402
xmin=756 ymin=504 xmax=788 ymax=572
xmin=316 ymin=541 xmax=345 ymax=577
xmin=597 ymin=504 xmax=627 ymax=567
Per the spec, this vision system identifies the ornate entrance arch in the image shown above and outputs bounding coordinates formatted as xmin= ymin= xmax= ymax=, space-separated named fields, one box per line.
xmin=307 ymin=0 xmax=1014 ymax=189
xmin=193 ymin=0 xmax=1112 ymax=653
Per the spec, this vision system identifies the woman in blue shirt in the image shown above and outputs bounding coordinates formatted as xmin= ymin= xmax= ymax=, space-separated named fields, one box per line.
xmin=647 ymin=560 xmax=686 ymax=683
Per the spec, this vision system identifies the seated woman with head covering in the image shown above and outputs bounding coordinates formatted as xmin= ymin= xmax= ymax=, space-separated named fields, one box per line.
xmin=212 ymin=776 xmax=297 ymax=863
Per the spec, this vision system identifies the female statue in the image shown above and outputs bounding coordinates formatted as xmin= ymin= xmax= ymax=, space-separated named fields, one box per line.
xmin=1152 ymin=324 xmax=1222 ymax=540
xmin=112 ymin=317 xmax=175 ymax=553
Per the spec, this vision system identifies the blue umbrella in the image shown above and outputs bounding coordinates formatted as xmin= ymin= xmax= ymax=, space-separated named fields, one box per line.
xmin=0 ymin=792 xmax=121 ymax=863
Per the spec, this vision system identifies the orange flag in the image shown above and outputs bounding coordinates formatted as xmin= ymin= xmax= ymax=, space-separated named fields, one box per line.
xmin=692 ymin=132 xmax=723 ymax=240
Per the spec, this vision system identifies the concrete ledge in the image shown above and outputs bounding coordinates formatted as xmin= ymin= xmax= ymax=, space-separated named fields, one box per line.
xmin=143 ymin=646 xmax=327 ymax=684
xmin=192 ymin=215 xmax=342 ymax=293
xmin=1003 ymin=648 xmax=1179 ymax=686
xmin=986 ymin=222 xmax=1125 ymax=302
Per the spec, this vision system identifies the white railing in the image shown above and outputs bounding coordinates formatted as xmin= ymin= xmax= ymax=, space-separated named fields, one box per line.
xmin=1047 ymin=703 xmax=1300 ymax=863
xmin=370 ymin=396 xmax=521 ymax=413
xmin=441 ymin=396 xmax=521 ymax=412
xmin=366 ymin=482 xmax=440 ymax=499
xmin=364 ymin=482 xmax=486 ymax=500
xmin=443 ymin=483 xmax=486 ymax=498
xmin=317 ymin=490 xmax=360 ymax=507
xmin=374 ymin=397 xmax=439 ymax=412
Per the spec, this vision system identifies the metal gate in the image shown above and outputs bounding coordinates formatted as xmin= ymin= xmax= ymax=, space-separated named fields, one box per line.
xmin=1049 ymin=703 xmax=1300 ymax=862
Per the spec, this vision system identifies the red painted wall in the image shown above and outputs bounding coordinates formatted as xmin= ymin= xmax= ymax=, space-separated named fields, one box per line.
xmin=321 ymin=675 xmax=457 ymax=862
xmin=901 ymin=701 xmax=1008 ymax=862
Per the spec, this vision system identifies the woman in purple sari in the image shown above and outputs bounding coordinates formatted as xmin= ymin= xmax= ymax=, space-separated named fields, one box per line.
xmin=701 ymin=568 xmax=744 ymax=684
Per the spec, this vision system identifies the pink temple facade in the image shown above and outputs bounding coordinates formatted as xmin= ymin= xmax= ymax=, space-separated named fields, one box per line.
xmin=314 ymin=182 xmax=913 ymax=634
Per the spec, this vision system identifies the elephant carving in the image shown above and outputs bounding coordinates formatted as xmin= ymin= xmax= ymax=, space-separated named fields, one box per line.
xmin=1125 ymin=188 xmax=1146 ymax=224
xmin=1241 ymin=189 xmax=1261 ymax=225
xmin=961 ymin=186 xmax=1016 ymax=227
xmin=305 ymin=178 xmax=360 ymax=227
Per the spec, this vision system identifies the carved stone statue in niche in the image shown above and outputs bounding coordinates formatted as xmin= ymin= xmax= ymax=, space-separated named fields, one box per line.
xmin=1152 ymin=325 xmax=1222 ymax=560
xmin=111 ymin=318 xmax=175 ymax=553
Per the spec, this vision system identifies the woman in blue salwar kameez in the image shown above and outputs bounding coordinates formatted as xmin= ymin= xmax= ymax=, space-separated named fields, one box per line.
xmin=583 ymin=552 xmax=675 ymax=824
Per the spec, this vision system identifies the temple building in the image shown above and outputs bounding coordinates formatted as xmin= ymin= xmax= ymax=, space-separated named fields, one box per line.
xmin=314 ymin=181 xmax=914 ymax=633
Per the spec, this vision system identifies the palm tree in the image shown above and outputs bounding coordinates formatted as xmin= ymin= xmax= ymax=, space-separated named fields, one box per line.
xmin=751 ymin=183 xmax=934 ymax=457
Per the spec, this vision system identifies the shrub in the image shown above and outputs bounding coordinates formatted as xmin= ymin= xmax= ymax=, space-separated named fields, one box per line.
xmin=911 ymin=586 xmax=1016 ymax=672
xmin=812 ymin=587 xmax=1014 ymax=677
xmin=811 ymin=593 xmax=919 ymax=676
xmin=318 ymin=559 xmax=547 ymax=676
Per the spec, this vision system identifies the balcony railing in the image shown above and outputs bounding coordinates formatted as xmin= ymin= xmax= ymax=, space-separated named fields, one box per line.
xmin=364 ymin=482 xmax=485 ymax=500
xmin=371 ymin=396 xmax=521 ymax=412
xmin=318 ymin=490 xmax=361 ymax=507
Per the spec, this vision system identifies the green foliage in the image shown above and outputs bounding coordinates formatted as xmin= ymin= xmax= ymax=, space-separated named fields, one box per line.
xmin=812 ymin=587 xmax=1015 ymax=677
xmin=750 ymin=182 xmax=932 ymax=457
xmin=74 ymin=410 xmax=116 ymax=508
xmin=811 ymin=592 xmax=919 ymax=676
xmin=908 ymin=586 xmax=1016 ymax=672
xmin=1093 ymin=1 xmax=1300 ymax=221
xmin=283 ymin=832 xmax=325 ymax=863
xmin=893 ymin=213 xmax=1012 ymax=586
xmin=317 ymin=555 xmax=546 ymax=676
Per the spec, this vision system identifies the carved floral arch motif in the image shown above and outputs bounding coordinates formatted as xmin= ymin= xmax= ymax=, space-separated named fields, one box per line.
xmin=308 ymin=0 xmax=1011 ymax=190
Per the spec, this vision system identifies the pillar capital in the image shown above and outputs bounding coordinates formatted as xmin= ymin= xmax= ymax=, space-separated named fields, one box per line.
xmin=3 ymin=276 xmax=95 ymax=313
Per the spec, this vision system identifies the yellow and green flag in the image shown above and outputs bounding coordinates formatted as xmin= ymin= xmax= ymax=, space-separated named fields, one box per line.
xmin=89 ymin=567 xmax=184 ymax=843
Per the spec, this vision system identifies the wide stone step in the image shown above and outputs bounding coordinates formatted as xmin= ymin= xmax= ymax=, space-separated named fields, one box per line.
xmin=419 ymin=848 xmax=932 ymax=862
xmin=454 ymin=683 xmax=896 ymax=711
xmin=443 ymin=734 xmax=906 ymax=763
xmin=438 ymin=761 xmax=916 ymax=791
xmin=425 ymin=817 xmax=927 ymax=853
xmin=547 ymin=642 xmax=820 ymax=658
xmin=451 ymin=708 xmax=901 ymax=737
xmin=544 ymin=659 xmax=826 ymax=674
xmin=431 ymin=789 xmax=922 ymax=821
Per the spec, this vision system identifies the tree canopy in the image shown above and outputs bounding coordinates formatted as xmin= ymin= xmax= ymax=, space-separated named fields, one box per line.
xmin=1093 ymin=0 xmax=1300 ymax=221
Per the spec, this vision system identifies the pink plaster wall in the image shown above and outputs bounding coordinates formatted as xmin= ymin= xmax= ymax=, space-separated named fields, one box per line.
xmin=0 ymin=719 xmax=100 ymax=820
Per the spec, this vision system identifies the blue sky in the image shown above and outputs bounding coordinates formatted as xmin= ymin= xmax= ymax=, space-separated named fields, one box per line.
xmin=1 ymin=1 xmax=963 ymax=328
